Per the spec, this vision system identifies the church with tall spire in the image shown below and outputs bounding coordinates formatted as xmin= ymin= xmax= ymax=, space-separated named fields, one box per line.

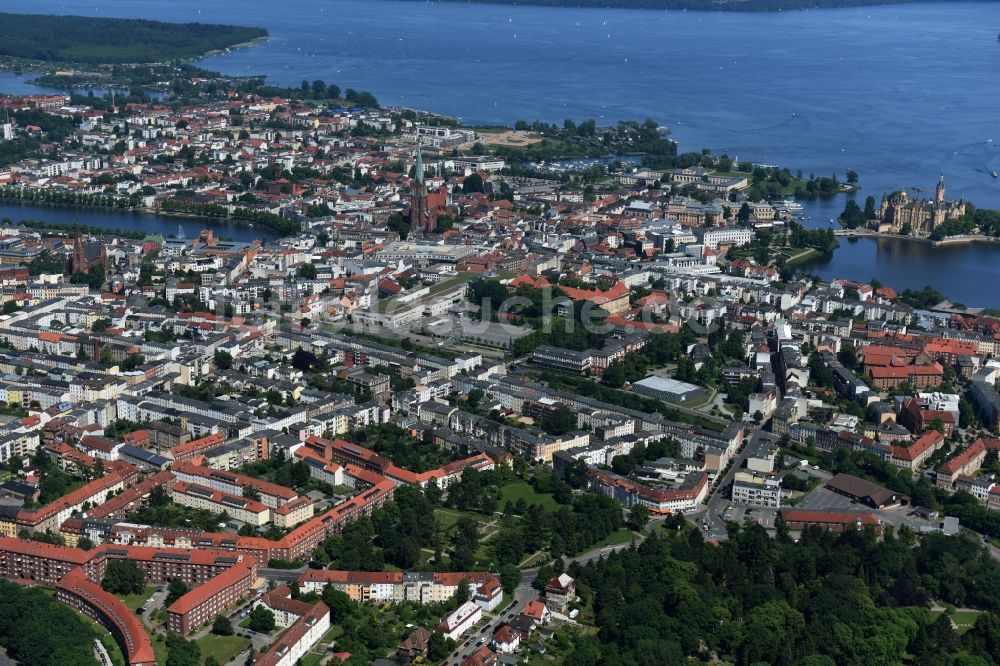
xmin=409 ymin=143 xmax=433 ymax=235
xmin=72 ymin=223 xmax=107 ymax=275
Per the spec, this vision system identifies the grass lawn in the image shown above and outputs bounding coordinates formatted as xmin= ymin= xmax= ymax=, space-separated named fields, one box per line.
xmin=682 ymin=390 xmax=714 ymax=410
xmin=419 ymin=548 xmax=449 ymax=568
xmin=499 ymin=482 xmax=559 ymax=512
xmin=593 ymin=529 xmax=641 ymax=548
xmin=321 ymin=624 xmax=344 ymax=643
xmin=783 ymin=247 xmax=822 ymax=266
xmin=100 ymin=633 xmax=126 ymax=666
xmin=196 ymin=633 xmax=251 ymax=664
xmin=117 ymin=585 xmax=155 ymax=613
xmin=434 ymin=507 xmax=490 ymax=531
xmin=948 ymin=610 xmax=983 ymax=635
xmin=300 ymin=653 xmax=325 ymax=666
xmin=73 ymin=611 xmax=127 ymax=666
xmin=151 ymin=633 xmax=170 ymax=666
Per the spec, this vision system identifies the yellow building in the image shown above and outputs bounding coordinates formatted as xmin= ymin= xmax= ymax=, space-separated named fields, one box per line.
xmin=877 ymin=176 xmax=966 ymax=236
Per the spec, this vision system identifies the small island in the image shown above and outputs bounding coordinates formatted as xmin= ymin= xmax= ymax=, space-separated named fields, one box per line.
xmin=0 ymin=13 xmax=267 ymax=64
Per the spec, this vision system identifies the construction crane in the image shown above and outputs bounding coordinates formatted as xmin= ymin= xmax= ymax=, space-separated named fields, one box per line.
xmin=910 ymin=186 xmax=926 ymax=197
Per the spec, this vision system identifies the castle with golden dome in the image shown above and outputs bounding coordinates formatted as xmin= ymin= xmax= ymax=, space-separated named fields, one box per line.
xmin=876 ymin=176 xmax=966 ymax=236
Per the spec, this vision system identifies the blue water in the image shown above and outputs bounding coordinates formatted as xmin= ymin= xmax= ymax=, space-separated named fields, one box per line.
xmin=0 ymin=202 xmax=280 ymax=243
xmin=1 ymin=0 xmax=999 ymax=303
xmin=0 ymin=72 xmax=166 ymax=100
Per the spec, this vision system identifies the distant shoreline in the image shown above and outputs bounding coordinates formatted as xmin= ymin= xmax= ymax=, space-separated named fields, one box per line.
xmin=386 ymin=0 xmax=1000 ymax=12
xmin=0 ymin=12 xmax=268 ymax=65
xmin=834 ymin=228 xmax=1000 ymax=247
xmin=201 ymin=35 xmax=271 ymax=58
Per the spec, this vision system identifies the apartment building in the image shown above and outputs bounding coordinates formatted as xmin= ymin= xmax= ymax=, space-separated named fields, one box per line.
xmin=887 ymin=430 xmax=945 ymax=471
xmin=171 ymin=482 xmax=270 ymax=526
xmin=731 ymin=470 xmax=782 ymax=507
xmin=56 ymin=567 xmax=157 ymax=666
xmin=436 ymin=600 xmax=482 ymax=641
xmin=171 ymin=461 xmax=297 ymax=509
xmin=166 ymin=560 xmax=257 ymax=634
xmin=587 ymin=469 xmax=709 ymax=513
xmin=253 ymin=600 xmax=330 ymax=666
xmin=272 ymin=497 xmax=315 ymax=529
xmin=298 ymin=569 xmax=500 ymax=610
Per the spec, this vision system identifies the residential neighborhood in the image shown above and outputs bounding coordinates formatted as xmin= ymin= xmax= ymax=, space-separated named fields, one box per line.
xmin=0 ymin=82 xmax=997 ymax=666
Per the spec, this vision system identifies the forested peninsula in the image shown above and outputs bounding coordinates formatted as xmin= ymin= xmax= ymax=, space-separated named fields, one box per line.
xmin=396 ymin=0 xmax=997 ymax=11
xmin=0 ymin=13 xmax=267 ymax=64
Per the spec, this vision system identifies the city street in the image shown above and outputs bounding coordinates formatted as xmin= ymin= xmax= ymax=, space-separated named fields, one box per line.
xmin=443 ymin=539 xmax=641 ymax=665
xmin=687 ymin=427 xmax=769 ymax=541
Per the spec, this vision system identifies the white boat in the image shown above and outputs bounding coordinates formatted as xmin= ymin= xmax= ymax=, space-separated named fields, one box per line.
xmin=774 ymin=198 xmax=805 ymax=212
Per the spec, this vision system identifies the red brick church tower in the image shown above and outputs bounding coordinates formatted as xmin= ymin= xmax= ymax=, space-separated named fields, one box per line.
xmin=409 ymin=144 xmax=434 ymax=235
xmin=72 ymin=224 xmax=107 ymax=275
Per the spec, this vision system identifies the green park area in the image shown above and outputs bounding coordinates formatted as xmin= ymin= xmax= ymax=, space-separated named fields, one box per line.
xmin=196 ymin=633 xmax=252 ymax=664
xmin=499 ymin=481 xmax=560 ymax=512
xmin=116 ymin=585 xmax=155 ymax=613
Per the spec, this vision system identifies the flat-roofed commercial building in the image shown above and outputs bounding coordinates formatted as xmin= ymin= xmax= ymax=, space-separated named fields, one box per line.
xmin=632 ymin=375 xmax=706 ymax=405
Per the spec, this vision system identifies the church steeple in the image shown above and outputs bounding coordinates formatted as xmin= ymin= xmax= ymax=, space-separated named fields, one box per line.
xmin=935 ymin=174 xmax=945 ymax=205
xmin=415 ymin=142 xmax=424 ymax=186
xmin=410 ymin=142 xmax=432 ymax=234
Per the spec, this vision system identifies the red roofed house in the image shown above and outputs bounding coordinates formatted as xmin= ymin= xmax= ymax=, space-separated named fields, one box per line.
xmin=778 ymin=509 xmax=882 ymax=534
xmin=888 ymin=431 xmax=945 ymax=471
xmin=544 ymin=573 xmax=576 ymax=611
xmin=462 ymin=645 xmax=498 ymax=666
xmin=492 ymin=624 xmax=520 ymax=654
xmin=397 ymin=627 xmax=431 ymax=665
xmin=165 ymin=561 xmax=257 ymax=634
xmin=869 ymin=363 xmax=944 ymax=390
xmin=508 ymin=274 xmax=550 ymax=291
xmin=57 ymin=567 xmax=157 ymax=666
xmin=558 ymin=280 xmax=631 ymax=315
xmin=522 ymin=599 xmax=551 ymax=626
xmin=898 ymin=397 xmax=956 ymax=437
xmin=936 ymin=438 xmax=1000 ymax=489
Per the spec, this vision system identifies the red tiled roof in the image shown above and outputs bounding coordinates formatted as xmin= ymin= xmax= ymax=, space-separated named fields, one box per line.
xmin=172 ymin=460 xmax=297 ymax=500
xmin=523 ymin=599 xmax=548 ymax=621
xmin=779 ymin=509 xmax=879 ymax=526
xmin=870 ymin=363 xmax=944 ymax=379
xmin=57 ymin=568 xmax=157 ymax=666
xmin=166 ymin=561 xmax=255 ymax=614
xmin=462 ymin=645 xmax=497 ymax=666
xmin=938 ymin=438 xmax=1000 ymax=475
xmin=889 ymin=431 xmax=944 ymax=462
xmin=0 ymin=536 xmax=93 ymax=564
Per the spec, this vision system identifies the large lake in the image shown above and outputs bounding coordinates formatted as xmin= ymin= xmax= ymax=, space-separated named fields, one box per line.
xmin=0 ymin=202 xmax=280 ymax=243
xmin=2 ymin=0 xmax=999 ymax=304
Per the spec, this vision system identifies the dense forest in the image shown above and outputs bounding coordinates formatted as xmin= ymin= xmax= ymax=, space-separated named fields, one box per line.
xmin=398 ymin=0 xmax=998 ymax=11
xmin=0 ymin=13 xmax=267 ymax=63
xmin=562 ymin=520 xmax=1000 ymax=665
xmin=0 ymin=580 xmax=100 ymax=665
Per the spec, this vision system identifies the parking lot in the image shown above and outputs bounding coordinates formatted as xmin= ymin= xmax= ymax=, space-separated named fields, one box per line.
xmin=796 ymin=486 xmax=859 ymax=511
xmin=719 ymin=506 xmax=778 ymax=529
